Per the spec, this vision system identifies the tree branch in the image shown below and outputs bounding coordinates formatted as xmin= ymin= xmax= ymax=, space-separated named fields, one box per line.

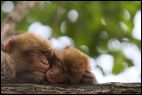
xmin=1 ymin=82 xmax=141 ymax=94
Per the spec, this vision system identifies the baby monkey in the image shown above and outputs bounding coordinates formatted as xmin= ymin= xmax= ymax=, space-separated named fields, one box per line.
xmin=45 ymin=47 xmax=98 ymax=84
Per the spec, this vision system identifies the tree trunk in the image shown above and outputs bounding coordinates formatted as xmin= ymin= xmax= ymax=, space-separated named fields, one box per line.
xmin=1 ymin=82 xmax=141 ymax=94
xmin=1 ymin=1 xmax=38 ymax=42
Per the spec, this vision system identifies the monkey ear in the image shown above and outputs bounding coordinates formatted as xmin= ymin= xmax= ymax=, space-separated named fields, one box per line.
xmin=1 ymin=38 xmax=15 ymax=53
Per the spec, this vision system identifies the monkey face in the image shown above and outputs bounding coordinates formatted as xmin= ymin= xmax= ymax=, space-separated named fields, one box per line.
xmin=46 ymin=64 xmax=68 ymax=84
xmin=28 ymin=50 xmax=50 ymax=73
xmin=46 ymin=68 xmax=64 ymax=83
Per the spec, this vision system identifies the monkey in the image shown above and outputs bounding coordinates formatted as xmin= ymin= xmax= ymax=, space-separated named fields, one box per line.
xmin=1 ymin=33 xmax=52 ymax=84
xmin=45 ymin=47 xmax=98 ymax=84
xmin=1 ymin=33 xmax=97 ymax=84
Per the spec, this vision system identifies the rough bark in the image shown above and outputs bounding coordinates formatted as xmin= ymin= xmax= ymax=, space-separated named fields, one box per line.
xmin=1 ymin=82 xmax=141 ymax=94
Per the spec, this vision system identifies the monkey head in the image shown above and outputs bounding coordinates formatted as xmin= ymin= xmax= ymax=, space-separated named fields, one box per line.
xmin=1 ymin=33 xmax=53 ymax=73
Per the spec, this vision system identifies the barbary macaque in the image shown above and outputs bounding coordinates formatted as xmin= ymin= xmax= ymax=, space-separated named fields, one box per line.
xmin=46 ymin=47 xmax=98 ymax=84
xmin=1 ymin=33 xmax=52 ymax=84
xmin=1 ymin=33 xmax=97 ymax=84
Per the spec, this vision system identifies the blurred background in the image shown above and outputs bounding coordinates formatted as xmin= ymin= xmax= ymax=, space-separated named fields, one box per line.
xmin=1 ymin=1 xmax=141 ymax=83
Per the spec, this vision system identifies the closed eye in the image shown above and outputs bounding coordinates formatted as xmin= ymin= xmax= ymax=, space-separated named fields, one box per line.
xmin=32 ymin=51 xmax=41 ymax=54
xmin=27 ymin=50 xmax=42 ymax=55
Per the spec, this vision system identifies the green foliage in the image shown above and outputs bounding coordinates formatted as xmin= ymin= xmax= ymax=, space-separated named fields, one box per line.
xmin=1 ymin=1 xmax=141 ymax=75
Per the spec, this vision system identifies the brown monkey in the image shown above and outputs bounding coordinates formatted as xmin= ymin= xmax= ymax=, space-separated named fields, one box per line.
xmin=12 ymin=39 xmax=97 ymax=84
xmin=13 ymin=37 xmax=97 ymax=84
xmin=1 ymin=33 xmax=52 ymax=84
xmin=46 ymin=47 xmax=98 ymax=84
xmin=1 ymin=33 xmax=97 ymax=84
